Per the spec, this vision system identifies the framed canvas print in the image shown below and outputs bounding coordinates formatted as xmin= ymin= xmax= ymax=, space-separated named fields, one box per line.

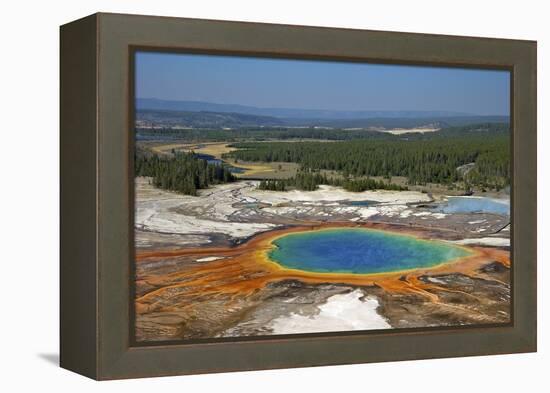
xmin=60 ymin=13 xmax=537 ymax=380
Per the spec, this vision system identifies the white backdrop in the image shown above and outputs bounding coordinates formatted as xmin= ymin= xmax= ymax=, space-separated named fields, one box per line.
xmin=0 ymin=0 xmax=547 ymax=391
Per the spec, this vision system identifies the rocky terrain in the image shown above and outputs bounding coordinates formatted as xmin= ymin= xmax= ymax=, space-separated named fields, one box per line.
xmin=134 ymin=177 xmax=511 ymax=342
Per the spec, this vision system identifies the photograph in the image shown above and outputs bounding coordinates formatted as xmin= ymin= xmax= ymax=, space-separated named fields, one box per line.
xmin=1 ymin=0 xmax=544 ymax=387
xmin=133 ymin=51 xmax=512 ymax=343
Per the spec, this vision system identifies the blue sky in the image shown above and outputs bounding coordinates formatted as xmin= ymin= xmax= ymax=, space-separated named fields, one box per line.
xmin=136 ymin=51 xmax=510 ymax=116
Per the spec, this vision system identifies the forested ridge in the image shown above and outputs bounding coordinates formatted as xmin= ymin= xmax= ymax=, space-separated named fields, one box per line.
xmin=136 ymin=127 xmax=391 ymax=142
xmin=136 ymin=107 xmax=509 ymax=130
xmin=224 ymin=125 xmax=510 ymax=190
xmin=135 ymin=151 xmax=235 ymax=196
xmin=137 ymin=122 xmax=508 ymax=142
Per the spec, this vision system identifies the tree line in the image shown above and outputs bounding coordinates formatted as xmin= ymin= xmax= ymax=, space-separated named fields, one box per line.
xmin=135 ymin=151 xmax=235 ymax=196
xmin=136 ymin=127 xmax=390 ymax=142
xmin=224 ymin=129 xmax=510 ymax=190
xmin=137 ymin=122 xmax=508 ymax=143
xmin=258 ymin=170 xmax=408 ymax=192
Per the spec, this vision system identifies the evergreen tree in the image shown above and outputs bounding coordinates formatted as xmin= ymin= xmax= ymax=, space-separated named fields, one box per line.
xmin=135 ymin=151 xmax=235 ymax=196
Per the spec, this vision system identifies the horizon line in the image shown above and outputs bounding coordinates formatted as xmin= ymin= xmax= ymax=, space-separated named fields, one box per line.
xmin=136 ymin=97 xmax=511 ymax=117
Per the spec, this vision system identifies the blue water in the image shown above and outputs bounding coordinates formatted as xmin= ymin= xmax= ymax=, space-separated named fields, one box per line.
xmin=438 ymin=196 xmax=509 ymax=216
xmin=195 ymin=153 xmax=245 ymax=174
xmin=268 ymin=228 xmax=471 ymax=275
xmin=195 ymin=153 xmax=223 ymax=165
xmin=344 ymin=200 xmax=378 ymax=207
xmin=229 ymin=167 xmax=245 ymax=174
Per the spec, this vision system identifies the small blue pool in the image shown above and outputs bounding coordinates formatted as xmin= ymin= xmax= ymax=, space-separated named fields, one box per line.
xmin=438 ymin=196 xmax=509 ymax=216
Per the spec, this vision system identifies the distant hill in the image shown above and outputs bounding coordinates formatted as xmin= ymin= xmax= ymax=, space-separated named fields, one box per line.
xmin=136 ymin=121 xmax=509 ymax=144
xmin=137 ymin=109 xmax=285 ymax=128
xmin=136 ymin=98 xmax=477 ymax=120
xmin=136 ymin=107 xmax=509 ymax=130
xmin=312 ymin=115 xmax=510 ymax=129
xmin=413 ymin=122 xmax=510 ymax=138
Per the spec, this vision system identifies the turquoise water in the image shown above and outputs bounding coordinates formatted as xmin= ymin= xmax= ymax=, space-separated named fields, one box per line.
xmin=439 ymin=196 xmax=509 ymax=216
xmin=268 ymin=228 xmax=471 ymax=275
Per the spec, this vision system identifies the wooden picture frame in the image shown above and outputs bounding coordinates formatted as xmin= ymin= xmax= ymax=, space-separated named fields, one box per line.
xmin=60 ymin=12 xmax=537 ymax=380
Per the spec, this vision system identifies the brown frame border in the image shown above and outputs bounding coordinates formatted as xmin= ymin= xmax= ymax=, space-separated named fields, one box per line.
xmin=60 ymin=12 xmax=537 ymax=380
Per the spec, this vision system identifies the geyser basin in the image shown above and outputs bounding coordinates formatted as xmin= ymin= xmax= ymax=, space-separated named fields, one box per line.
xmin=267 ymin=228 xmax=472 ymax=275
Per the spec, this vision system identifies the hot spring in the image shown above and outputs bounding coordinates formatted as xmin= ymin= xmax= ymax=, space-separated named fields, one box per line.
xmin=267 ymin=228 xmax=472 ymax=275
